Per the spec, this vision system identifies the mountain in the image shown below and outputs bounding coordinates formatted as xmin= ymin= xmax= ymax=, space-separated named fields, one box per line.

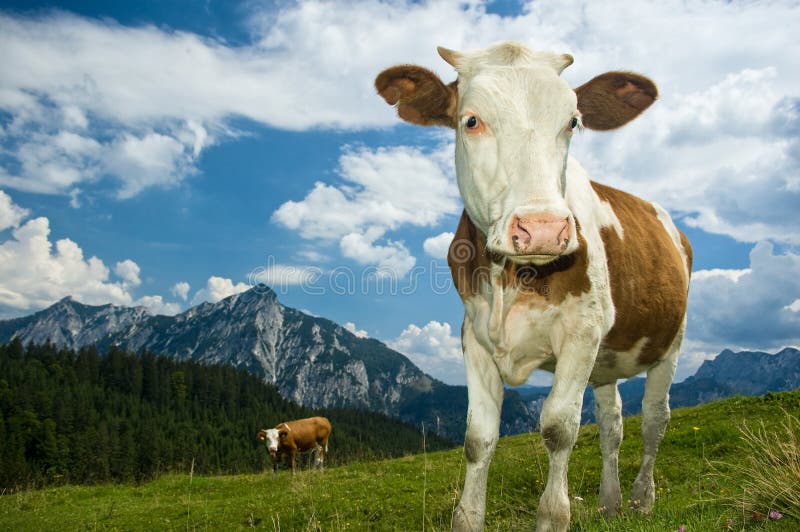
xmin=0 ymin=287 xmax=532 ymax=441
xmin=515 ymin=347 xmax=800 ymax=423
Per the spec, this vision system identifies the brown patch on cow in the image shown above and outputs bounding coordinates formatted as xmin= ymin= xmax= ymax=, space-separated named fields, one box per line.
xmin=375 ymin=65 xmax=457 ymax=128
xmin=575 ymin=71 xmax=657 ymax=131
xmin=542 ymin=424 xmax=569 ymax=453
xmin=592 ymin=182 xmax=691 ymax=366
xmin=448 ymin=211 xmax=591 ymax=306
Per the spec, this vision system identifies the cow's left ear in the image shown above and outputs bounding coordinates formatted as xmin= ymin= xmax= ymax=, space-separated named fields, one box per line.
xmin=575 ymin=72 xmax=657 ymax=131
xmin=278 ymin=430 xmax=288 ymax=439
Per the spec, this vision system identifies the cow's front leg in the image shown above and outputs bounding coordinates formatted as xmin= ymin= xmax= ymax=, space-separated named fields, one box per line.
xmin=536 ymin=329 xmax=600 ymax=532
xmin=452 ymin=322 xmax=503 ymax=532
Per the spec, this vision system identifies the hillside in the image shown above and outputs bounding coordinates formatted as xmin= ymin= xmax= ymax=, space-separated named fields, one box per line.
xmin=0 ymin=288 xmax=533 ymax=441
xmin=0 ymin=340 xmax=454 ymax=489
xmin=1 ymin=390 xmax=797 ymax=530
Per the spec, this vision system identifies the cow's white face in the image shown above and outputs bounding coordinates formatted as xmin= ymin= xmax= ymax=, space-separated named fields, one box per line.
xmin=451 ymin=46 xmax=579 ymax=264
xmin=262 ymin=428 xmax=280 ymax=453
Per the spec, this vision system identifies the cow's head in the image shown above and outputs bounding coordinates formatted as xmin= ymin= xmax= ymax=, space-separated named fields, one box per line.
xmin=257 ymin=428 xmax=281 ymax=456
xmin=376 ymin=42 xmax=657 ymax=265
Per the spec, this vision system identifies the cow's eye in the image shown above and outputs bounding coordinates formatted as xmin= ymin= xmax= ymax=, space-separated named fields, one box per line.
xmin=568 ymin=116 xmax=581 ymax=131
xmin=463 ymin=114 xmax=486 ymax=134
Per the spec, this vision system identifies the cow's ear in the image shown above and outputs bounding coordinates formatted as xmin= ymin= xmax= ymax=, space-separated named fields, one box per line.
xmin=278 ymin=430 xmax=288 ymax=439
xmin=375 ymin=65 xmax=457 ymax=128
xmin=575 ymin=72 xmax=657 ymax=131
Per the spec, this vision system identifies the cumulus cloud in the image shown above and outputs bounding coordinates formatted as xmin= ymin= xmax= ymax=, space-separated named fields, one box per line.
xmin=114 ymin=259 xmax=141 ymax=287
xmin=0 ymin=192 xmax=185 ymax=317
xmin=273 ymin=144 xmax=459 ymax=278
xmin=343 ymin=322 xmax=368 ymax=338
xmin=423 ymin=232 xmax=455 ymax=260
xmin=0 ymin=216 xmax=131 ymax=312
xmin=339 ymin=231 xmax=416 ymax=279
xmin=686 ymin=241 xmax=800 ymax=352
xmin=388 ymin=320 xmax=464 ymax=385
xmin=0 ymin=189 xmax=29 ymax=230
xmin=171 ymin=281 xmax=191 ymax=301
xmin=134 ymin=295 xmax=181 ymax=316
xmin=191 ymin=276 xmax=250 ymax=305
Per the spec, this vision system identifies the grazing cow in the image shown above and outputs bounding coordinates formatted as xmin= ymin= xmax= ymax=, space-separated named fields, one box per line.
xmin=257 ymin=416 xmax=331 ymax=473
xmin=376 ymin=42 xmax=691 ymax=531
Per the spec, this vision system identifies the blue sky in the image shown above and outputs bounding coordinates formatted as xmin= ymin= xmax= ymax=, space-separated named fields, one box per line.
xmin=0 ymin=0 xmax=798 ymax=385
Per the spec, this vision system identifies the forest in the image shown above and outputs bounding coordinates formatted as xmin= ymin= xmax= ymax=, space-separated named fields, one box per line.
xmin=0 ymin=339 xmax=454 ymax=489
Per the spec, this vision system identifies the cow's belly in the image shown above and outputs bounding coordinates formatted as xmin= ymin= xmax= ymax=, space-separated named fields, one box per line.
xmin=589 ymin=339 xmax=656 ymax=385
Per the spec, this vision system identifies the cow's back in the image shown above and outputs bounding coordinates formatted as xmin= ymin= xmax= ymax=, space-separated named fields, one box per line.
xmin=591 ymin=182 xmax=692 ymax=382
xmin=286 ymin=416 xmax=331 ymax=450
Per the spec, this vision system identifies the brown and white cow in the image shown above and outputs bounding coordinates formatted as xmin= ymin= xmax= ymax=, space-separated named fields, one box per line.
xmin=257 ymin=416 xmax=331 ymax=473
xmin=376 ymin=42 xmax=691 ymax=531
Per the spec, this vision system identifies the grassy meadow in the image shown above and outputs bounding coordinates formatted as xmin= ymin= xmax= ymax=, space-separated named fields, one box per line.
xmin=1 ymin=390 xmax=798 ymax=531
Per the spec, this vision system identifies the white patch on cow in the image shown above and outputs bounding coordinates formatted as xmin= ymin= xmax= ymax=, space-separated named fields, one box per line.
xmin=591 ymin=337 xmax=651 ymax=384
xmin=652 ymin=201 xmax=689 ymax=277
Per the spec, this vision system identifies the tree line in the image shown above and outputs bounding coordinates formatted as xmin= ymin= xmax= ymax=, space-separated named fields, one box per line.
xmin=0 ymin=339 xmax=454 ymax=489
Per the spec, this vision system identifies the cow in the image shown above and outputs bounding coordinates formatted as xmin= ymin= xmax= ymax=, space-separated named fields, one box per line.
xmin=257 ymin=416 xmax=332 ymax=473
xmin=375 ymin=42 xmax=691 ymax=531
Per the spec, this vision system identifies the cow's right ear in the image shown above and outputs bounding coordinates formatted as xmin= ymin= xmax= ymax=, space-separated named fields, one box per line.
xmin=375 ymin=65 xmax=457 ymax=128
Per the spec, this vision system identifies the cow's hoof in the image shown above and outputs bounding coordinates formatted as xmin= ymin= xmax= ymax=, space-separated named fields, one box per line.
xmin=630 ymin=479 xmax=655 ymax=513
xmin=597 ymin=494 xmax=621 ymax=518
xmin=452 ymin=504 xmax=483 ymax=532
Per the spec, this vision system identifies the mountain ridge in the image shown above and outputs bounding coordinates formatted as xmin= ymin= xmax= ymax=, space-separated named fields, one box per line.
xmin=0 ymin=286 xmax=531 ymax=440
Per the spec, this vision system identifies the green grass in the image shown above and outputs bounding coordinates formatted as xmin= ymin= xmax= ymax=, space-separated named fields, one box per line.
xmin=2 ymin=391 xmax=799 ymax=531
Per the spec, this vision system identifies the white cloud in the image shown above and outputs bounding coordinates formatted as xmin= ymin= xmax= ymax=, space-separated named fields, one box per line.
xmin=686 ymin=242 xmax=800 ymax=352
xmin=274 ymin=144 xmax=458 ymax=277
xmin=0 ymin=193 xmax=181 ymax=316
xmin=691 ymin=268 xmax=751 ymax=283
xmin=248 ymin=263 xmax=323 ymax=288
xmin=273 ymin=145 xmax=459 ymax=239
xmin=423 ymin=232 xmax=454 ymax=260
xmin=191 ymin=276 xmax=250 ymax=305
xmin=343 ymin=322 xmax=368 ymax=338
xmin=171 ymin=281 xmax=191 ymax=301
xmin=135 ymin=295 xmax=181 ymax=316
xmin=0 ymin=189 xmax=29 ymax=230
xmin=388 ymin=320 xmax=464 ymax=385
xmin=114 ymin=259 xmax=141 ymax=287
xmin=339 ymin=231 xmax=416 ymax=279
xmin=0 ymin=216 xmax=130 ymax=311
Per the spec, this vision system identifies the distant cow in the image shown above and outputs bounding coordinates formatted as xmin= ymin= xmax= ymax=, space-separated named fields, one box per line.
xmin=257 ymin=416 xmax=331 ymax=473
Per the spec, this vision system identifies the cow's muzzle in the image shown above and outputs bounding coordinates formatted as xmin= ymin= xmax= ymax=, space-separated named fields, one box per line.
xmin=510 ymin=214 xmax=571 ymax=256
